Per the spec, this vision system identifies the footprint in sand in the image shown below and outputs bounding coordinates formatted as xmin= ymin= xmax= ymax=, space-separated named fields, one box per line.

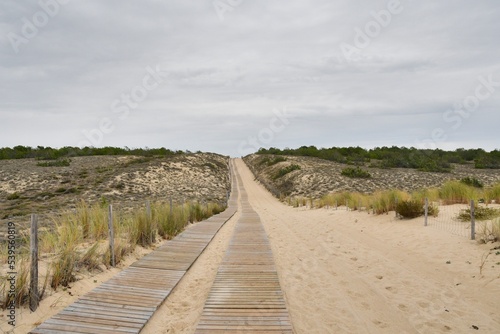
xmin=418 ymin=301 xmax=430 ymax=308
xmin=373 ymin=320 xmax=389 ymax=328
xmin=385 ymin=286 xmax=398 ymax=294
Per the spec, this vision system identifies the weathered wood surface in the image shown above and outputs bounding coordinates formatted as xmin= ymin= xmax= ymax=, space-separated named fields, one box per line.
xmin=195 ymin=173 xmax=293 ymax=333
xmin=30 ymin=162 xmax=238 ymax=334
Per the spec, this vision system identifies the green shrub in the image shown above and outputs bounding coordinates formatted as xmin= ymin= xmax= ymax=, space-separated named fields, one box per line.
xmin=7 ymin=192 xmax=20 ymax=200
xmin=457 ymin=206 xmax=500 ymax=222
xmin=396 ymin=199 xmax=439 ymax=218
xmin=396 ymin=200 xmax=424 ymax=218
xmin=37 ymin=159 xmax=71 ymax=167
xmin=341 ymin=167 xmax=371 ymax=179
xmin=460 ymin=177 xmax=483 ymax=188
xmin=273 ymin=164 xmax=301 ymax=179
xmin=267 ymin=156 xmax=287 ymax=166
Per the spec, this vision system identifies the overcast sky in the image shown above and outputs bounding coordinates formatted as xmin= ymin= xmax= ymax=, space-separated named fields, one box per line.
xmin=1 ymin=0 xmax=499 ymax=156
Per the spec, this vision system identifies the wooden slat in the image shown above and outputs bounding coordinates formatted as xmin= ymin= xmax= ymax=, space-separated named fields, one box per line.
xmin=30 ymin=163 xmax=239 ymax=334
xmin=195 ymin=171 xmax=293 ymax=333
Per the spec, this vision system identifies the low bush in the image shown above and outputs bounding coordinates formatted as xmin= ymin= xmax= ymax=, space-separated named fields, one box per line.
xmin=396 ymin=199 xmax=439 ymax=218
xmin=267 ymin=156 xmax=287 ymax=166
xmin=457 ymin=206 xmax=500 ymax=222
xmin=7 ymin=192 xmax=20 ymax=200
xmin=37 ymin=159 xmax=71 ymax=167
xmin=396 ymin=200 xmax=424 ymax=218
xmin=341 ymin=167 xmax=371 ymax=179
xmin=273 ymin=164 xmax=301 ymax=179
xmin=460 ymin=177 xmax=484 ymax=188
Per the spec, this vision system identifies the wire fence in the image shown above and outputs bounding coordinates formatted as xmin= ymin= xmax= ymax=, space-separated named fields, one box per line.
xmin=425 ymin=202 xmax=473 ymax=238
xmin=292 ymin=196 xmax=500 ymax=242
xmin=426 ymin=201 xmax=500 ymax=241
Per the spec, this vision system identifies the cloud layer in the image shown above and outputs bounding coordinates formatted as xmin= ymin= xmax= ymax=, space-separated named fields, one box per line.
xmin=1 ymin=0 xmax=499 ymax=156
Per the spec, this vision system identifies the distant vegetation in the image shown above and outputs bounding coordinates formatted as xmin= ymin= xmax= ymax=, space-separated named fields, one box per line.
xmin=259 ymin=156 xmax=288 ymax=167
xmin=460 ymin=176 xmax=484 ymax=188
xmin=36 ymin=158 xmax=71 ymax=167
xmin=341 ymin=167 xmax=372 ymax=179
xmin=273 ymin=164 xmax=301 ymax=180
xmin=0 ymin=146 xmax=185 ymax=160
xmin=256 ymin=146 xmax=500 ymax=172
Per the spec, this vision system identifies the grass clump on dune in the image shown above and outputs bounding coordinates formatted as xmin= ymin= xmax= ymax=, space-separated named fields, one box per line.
xmin=438 ymin=181 xmax=481 ymax=204
xmin=485 ymin=183 xmax=500 ymax=204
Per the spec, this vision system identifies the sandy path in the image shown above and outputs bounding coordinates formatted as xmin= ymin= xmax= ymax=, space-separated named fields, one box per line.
xmin=235 ymin=159 xmax=500 ymax=333
xmin=142 ymin=159 xmax=500 ymax=333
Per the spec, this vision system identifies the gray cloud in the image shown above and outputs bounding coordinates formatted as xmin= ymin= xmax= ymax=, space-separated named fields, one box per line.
xmin=1 ymin=0 xmax=499 ymax=156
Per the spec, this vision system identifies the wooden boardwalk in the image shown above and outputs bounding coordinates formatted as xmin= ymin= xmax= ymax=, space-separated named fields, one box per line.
xmin=195 ymin=173 xmax=293 ymax=333
xmin=30 ymin=166 xmax=239 ymax=334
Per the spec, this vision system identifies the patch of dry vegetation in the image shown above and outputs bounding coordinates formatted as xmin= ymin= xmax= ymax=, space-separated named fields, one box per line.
xmin=0 ymin=199 xmax=226 ymax=309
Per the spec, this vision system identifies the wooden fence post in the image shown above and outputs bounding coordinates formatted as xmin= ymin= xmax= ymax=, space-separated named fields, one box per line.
xmin=395 ymin=198 xmax=398 ymax=218
xmin=30 ymin=214 xmax=39 ymax=312
xmin=146 ymin=200 xmax=151 ymax=218
xmin=424 ymin=198 xmax=428 ymax=227
xmin=146 ymin=200 xmax=153 ymax=245
xmin=470 ymin=199 xmax=476 ymax=240
xmin=169 ymin=197 xmax=173 ymax=216
xmin=108 ymin=205 xmax=115 ymax=267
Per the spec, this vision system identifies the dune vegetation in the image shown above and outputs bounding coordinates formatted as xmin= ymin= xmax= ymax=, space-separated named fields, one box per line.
xmin=0 ymin=199 xmax=225 ymax=309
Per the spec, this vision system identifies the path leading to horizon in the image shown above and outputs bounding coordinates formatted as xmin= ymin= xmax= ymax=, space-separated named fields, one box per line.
xmin=194 ymin=169 xmax=292 ymax=333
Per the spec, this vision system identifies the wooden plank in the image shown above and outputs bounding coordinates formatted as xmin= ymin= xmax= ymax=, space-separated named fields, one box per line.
xmin=195 ymin=170 xmax=293 ymax=333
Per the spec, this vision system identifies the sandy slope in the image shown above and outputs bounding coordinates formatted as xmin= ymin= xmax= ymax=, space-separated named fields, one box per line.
xmin=147 ymin=159 xmax=499 ymax=333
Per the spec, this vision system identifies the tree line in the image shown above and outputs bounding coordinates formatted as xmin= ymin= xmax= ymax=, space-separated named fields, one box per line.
xmin=0 ymin=146 xmax=185 ymax=160
xmin=256 ymin=146 xmax=500 ymax=172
